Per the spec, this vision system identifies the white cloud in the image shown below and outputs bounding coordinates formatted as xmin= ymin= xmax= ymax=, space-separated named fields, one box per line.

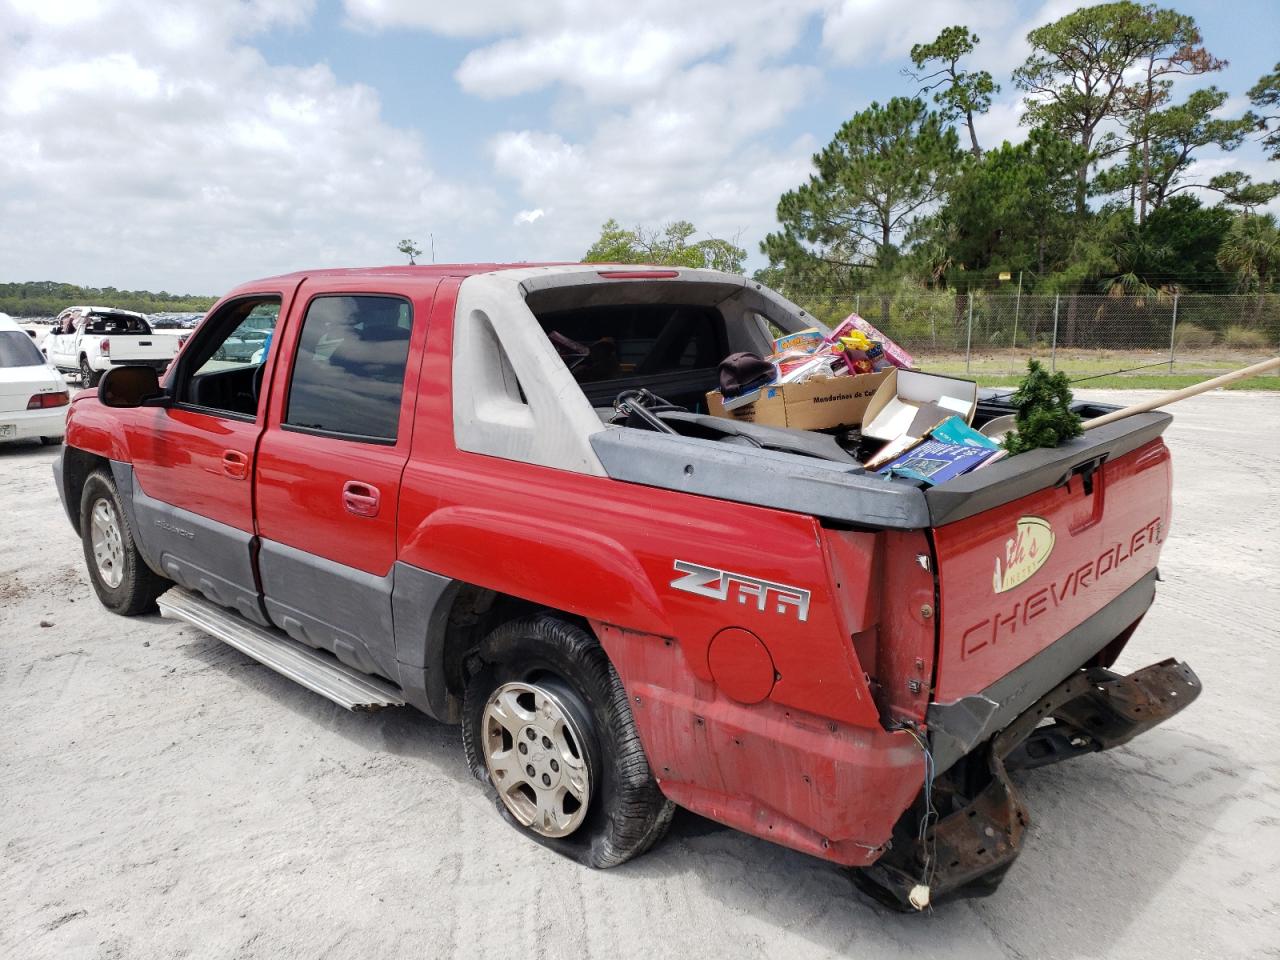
xmin=345 ymin=0 xmax=834 ymax=265
xmin=483 ymin=56 xmax=820 ymax=260
xmin=514 ymin=208 xmax=545 ymax=225
xmin=0 ymin=0 xmax=494 ymax=293
xmin=971 ymin=96 xmax=1027 ymax=150
xmin=822 ymin=0 xmax=1016 ymax=65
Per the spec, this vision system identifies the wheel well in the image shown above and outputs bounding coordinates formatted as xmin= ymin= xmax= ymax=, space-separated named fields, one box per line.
xmin=437 ymin=585 xmax=590 ymax=710
xmin=61 ymin=447 xmax=109 ymax=535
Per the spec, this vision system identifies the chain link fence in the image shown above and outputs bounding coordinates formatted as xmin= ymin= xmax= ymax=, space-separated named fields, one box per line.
xmin=786 ymin=290 xmax=1280 ymax=381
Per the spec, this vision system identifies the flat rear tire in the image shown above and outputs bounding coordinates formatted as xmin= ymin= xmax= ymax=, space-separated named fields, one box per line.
xmin=462 ymin=615 xmax=674 ymax=868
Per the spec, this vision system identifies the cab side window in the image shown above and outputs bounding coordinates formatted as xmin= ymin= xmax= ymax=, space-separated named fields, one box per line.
xmin=177 ymin=296 xmax=281 ymax=418
xmin=284 ymin=295 xmax=413 ymax=443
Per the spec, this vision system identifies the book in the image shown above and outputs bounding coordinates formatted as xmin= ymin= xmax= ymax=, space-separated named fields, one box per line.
xmin=877 ymin=439 xmax=999 ymax=485
xmin=930 ymin=415 xmax=1000 ymax=449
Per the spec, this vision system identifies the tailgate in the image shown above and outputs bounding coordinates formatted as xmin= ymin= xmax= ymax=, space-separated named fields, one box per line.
xmin=930 ymin=430 xmax=1172 ymax=703
xmin=105 ymin=335 xmax=179 ymax=360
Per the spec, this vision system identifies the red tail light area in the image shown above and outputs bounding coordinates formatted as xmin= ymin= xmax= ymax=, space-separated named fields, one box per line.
xmin=27 ymin=391 xmax=70 ymax=409
xmin=100 ymin=338 xmax=110 ymax=354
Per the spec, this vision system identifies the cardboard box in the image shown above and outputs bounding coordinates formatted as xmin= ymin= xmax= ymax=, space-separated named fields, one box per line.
xmin=707 ymin=370 xmax=890 ymax=431
xmin=862 ymin=369 xmax=978 ymax=441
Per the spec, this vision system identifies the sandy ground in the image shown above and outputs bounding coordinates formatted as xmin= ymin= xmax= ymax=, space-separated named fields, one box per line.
xmin=1 ymin=389 xmax=1278 ymax=960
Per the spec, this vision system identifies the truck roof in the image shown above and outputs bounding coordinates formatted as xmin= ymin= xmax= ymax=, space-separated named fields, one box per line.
xmin=244 ymin=262 xmax=577 ymax=285
xmin=63 ymin=306 xmax=149 ymax=319
xmin=225 ymin=262 xmax=719 ymax=297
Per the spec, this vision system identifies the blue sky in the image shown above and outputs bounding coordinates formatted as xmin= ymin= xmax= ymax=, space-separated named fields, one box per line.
xmin=2 ymin=0 xmax=1277 ymax=293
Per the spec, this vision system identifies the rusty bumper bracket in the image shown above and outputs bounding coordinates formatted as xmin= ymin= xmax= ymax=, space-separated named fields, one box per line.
xmin=854 ymin=658 xmax=1201 ymax=911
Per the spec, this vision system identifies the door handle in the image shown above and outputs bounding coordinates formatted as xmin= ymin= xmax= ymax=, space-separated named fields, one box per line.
xmin=342 ymin=480 xmax=381 ymax=518
xmin=222 ymin=450 xmax=249 ymax=479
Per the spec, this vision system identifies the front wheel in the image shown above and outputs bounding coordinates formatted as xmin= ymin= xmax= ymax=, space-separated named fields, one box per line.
xmin=79 ymin=470 xmax=168 ymax=615
xmin=462 ymin=615 xmax=674 ymax=868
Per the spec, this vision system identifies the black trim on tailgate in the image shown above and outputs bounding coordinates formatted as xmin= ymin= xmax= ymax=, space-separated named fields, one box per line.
xmin=925 ymin=411 xmax=1171 ymax=527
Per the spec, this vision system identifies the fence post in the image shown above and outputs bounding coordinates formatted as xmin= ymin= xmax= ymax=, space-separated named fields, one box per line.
xmin=965 ymin=295 xmax=974 ymax=374
xmin=855 ymin=293 xmax=860 ymax=316
xmin=1168 ymin=294 xmax=1179 ymax=372
xmin=1012 ymin=271 xmax=1022 ymax=349
xmin=1051 ymin=294 xmax=1060 ymax=371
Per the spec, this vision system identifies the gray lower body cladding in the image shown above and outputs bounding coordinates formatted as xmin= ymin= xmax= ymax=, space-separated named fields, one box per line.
xmin=95 ymin=460 xmax=459 ymax=715
xmin=113 ymin=461 xmax=267 ymax=626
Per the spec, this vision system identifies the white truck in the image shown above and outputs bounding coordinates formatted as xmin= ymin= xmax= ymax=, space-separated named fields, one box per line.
xmin=47 ymin=306 xmax=185 ymax=386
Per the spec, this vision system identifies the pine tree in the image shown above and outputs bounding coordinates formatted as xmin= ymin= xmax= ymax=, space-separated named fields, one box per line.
xmin=1003 ymin=359 xmax=1083 ymax=455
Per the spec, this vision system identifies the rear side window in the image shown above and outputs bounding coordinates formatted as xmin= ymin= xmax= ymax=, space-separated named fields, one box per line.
xmin=0 ymin=331 xmax=46 ymax=368
xmin=86 ymin=313 xmax=150 ymax=334
xmin=535 ymin=304 xmax=724 ymax=384
xmin=284 ymin=295 xmax=413 ymax=443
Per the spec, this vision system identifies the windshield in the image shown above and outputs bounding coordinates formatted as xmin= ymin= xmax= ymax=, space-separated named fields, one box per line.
xmin=0 ymin=330 xmax=48 ymax=368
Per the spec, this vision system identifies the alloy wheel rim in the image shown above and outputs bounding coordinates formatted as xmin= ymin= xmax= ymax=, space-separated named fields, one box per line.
xmin=481 ymin=680 xmax=591 ymax=838
xmin=90 ymin=498 xmax=124 ymax=589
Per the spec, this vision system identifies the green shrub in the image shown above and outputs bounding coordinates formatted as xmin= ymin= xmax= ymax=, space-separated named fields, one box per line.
xmin=1173 ymin=323 xmax=1215 ymax=349
xmin=1222 ymin=325 xmax=1269 ymax=349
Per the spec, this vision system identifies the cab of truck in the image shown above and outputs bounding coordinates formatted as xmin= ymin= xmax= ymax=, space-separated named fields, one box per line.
xmin=53 ymin=264 xmax=1197 ymax=908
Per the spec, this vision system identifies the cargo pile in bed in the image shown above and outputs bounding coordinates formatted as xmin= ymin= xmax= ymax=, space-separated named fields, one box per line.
xmin=521 ymin=275 xmax=1171 ymax=528
xmin=578 ymin=310 xmax=1040 ymax=492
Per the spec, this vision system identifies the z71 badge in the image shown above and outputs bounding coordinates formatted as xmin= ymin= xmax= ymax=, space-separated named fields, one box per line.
xmin=670 ymin=560 xmax=810 ymax=622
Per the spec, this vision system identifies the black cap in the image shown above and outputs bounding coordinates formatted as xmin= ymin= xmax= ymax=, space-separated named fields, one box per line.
xmin=719 ymin=352 xmax=775 ymax=397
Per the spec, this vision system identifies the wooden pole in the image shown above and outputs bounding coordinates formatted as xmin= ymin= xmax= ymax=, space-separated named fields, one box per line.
xmin=1082 ymin=356 xmax=1280 ymax=430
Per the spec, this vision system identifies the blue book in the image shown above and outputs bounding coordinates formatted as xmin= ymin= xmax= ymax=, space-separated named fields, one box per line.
xmin=878 ymin=438 xmax=998 ymax=485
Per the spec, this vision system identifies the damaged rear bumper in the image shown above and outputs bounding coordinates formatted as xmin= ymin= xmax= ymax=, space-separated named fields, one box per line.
xmin=855 ymin=657 xmax=1201 ymax=910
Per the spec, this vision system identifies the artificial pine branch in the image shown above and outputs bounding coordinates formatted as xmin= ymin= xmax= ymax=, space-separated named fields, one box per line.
xmin=1003 ymin=358 xmax=1083 ymax=455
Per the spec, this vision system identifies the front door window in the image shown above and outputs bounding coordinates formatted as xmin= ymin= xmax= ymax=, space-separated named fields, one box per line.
xmin=175 ymin=297 xmax=281 ymax=418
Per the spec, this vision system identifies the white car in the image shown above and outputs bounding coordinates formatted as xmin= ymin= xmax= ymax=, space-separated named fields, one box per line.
xmin=0 ymin=313 xmax=69 ymax=445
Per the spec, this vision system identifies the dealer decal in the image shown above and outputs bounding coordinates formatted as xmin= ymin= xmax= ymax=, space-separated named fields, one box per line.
xmin=670 ymin=560 xmax=810 ymax=622
xmin=992 ymin=516 xmax=1055 ymax=594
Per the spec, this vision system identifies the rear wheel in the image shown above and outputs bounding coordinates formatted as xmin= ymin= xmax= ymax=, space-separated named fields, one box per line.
xmin=80 ymin=356 xmax=100 ymax=387
xmin=462 ymin=615 xmax=674 ymax=867
xmin=79 ymin=470 xmax=168 ymax=615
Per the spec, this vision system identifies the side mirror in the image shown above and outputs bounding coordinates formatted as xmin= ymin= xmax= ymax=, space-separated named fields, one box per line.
xmin=98 ymin=366 xmax=168 ymax=408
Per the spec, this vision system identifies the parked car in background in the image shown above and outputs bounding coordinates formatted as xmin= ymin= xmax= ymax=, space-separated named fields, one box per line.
xmin=0 ymin=313 xmax=68 ymax=445
xmin=46 ymin=307 xmax=186 ymax=386
xmin=212 ymin=311 xmax=273 ymax=362
xmin=149 ymin=312 xmax=205 ymax=329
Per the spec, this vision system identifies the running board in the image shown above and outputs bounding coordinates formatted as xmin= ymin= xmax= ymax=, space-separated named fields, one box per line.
xmin=157 ymin=587 xmax=405 ymax=712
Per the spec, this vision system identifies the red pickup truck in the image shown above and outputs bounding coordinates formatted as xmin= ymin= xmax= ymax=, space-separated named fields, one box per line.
xmin=53 ymin=264 xmax=1198 ymax=908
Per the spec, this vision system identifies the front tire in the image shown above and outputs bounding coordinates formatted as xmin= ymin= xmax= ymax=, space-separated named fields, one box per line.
xmin=462 ymin=615 xmax=674 ymax=868
xmin=79 ymin=470 xmax=168 ymax=615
